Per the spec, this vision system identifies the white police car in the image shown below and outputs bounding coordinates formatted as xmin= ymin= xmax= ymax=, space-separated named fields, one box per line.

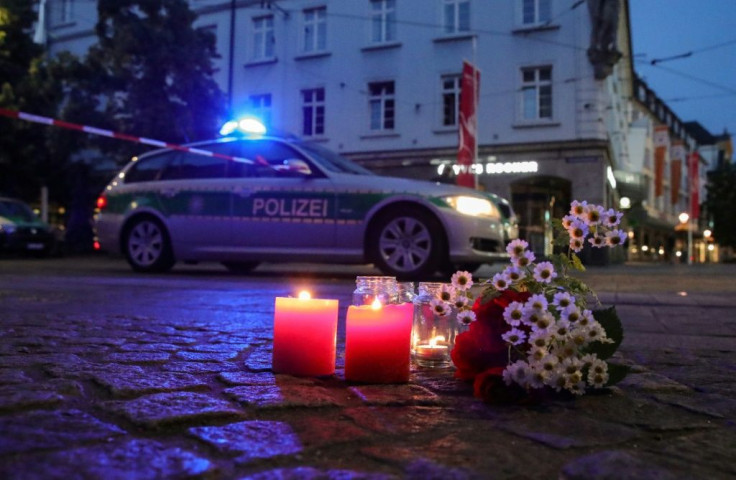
xmin=94 ymin=120 xmax=512 ymax=279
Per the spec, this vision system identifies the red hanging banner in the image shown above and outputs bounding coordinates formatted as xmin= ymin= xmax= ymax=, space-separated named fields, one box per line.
xmin=653 ymin=125 xmax=669 ymax=198
xmin=688 ymin=152 xmax=700 ymax=219
xmin=457 ymin=60 xmax=480 ymax=189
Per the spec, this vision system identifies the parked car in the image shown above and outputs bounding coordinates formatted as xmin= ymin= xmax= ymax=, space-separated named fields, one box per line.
xmin=0 ymin=197 xmax=59 ymax=256
xmin=94 ymin=124 xmax=513 ymax=279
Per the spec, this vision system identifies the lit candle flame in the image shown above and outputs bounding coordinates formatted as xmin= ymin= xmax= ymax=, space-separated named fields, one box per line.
xmin=298 ymin=291 xmax=312 ymax=300
xmin=371 ymin=298 xmax=382 ymax=310
xmin=429 ymin=335 xmax=446 ymax=347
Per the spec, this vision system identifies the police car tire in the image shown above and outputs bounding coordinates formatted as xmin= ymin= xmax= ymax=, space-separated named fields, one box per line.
xmin=123 ymin=216 xmax=175 ymax=273
xmin=370 ymin=207 xmax=445 ymax=280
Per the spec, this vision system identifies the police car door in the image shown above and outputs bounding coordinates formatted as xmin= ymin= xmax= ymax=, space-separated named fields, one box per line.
xmin=156 ymin=150 xmax=232 ymax=258
xmin=229 ymin=139 xmax=336 ymax=251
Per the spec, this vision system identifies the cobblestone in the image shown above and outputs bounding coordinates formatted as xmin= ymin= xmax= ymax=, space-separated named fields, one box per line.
xmin=0 ymin=259 xmax=735 ymax=479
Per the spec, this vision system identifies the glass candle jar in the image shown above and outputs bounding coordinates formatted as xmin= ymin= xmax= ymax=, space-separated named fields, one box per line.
xmin=352 ymin=276 xmax=398 ymax=306
xmin=411 ymin=282 xmax=457 ymax=369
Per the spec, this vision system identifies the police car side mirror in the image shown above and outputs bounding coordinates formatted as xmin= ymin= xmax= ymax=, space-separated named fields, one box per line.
xmin=282 ymin=159 xmax=312 ymax=176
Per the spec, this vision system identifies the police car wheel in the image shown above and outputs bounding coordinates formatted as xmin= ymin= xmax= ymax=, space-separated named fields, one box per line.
xmin=222 ymin=261 xmax=260 ymax=274
xmin=370 ymin=208 xmax=444 ymax=280
xmin=123 ymin=216 xmax=175 ymax=273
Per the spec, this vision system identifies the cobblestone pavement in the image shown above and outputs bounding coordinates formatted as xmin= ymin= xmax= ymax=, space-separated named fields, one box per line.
xmin=0 ymin=257 xmax=735 ymax=479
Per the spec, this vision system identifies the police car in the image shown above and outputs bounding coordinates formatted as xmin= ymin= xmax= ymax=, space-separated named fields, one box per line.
xmin=94 ymin=120 xmax=512 ymax=279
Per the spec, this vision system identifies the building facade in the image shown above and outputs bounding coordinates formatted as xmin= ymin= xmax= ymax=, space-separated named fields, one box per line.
xmin=40 ymin=0 xmax=717 ymax=262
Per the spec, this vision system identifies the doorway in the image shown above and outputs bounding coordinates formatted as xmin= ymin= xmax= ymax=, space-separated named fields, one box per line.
xmin=510 ymin=176 xmax=572 ymax=256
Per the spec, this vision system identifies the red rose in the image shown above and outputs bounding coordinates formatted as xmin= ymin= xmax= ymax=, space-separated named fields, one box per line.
xmin=473 ymin=367 xmax=505 ymax=400
xmin=451 ymin=289 xmax=530 ymax=381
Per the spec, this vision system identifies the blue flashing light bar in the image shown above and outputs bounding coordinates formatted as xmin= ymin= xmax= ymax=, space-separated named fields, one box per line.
xmin=219 ymin=117 xmax=267 ymax=136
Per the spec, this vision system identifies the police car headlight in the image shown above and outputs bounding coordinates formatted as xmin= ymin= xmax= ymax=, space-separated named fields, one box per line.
xmin=443 ymin=196 xmax=496 ymax=218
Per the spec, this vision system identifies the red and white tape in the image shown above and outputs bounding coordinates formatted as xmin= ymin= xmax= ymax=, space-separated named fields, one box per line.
xmin=0 ymin=107 xmax=249 ymax=163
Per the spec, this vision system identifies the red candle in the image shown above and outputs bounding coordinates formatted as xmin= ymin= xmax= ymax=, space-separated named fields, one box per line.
xmin=272 ymin=292 xmax=339 ymax=376
xmin=345 ymin=301 xmax=413 ymax=383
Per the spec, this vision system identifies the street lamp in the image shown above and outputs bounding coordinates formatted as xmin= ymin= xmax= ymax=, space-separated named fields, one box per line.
xmin=678 ymin=212 xmax=692 ymax=265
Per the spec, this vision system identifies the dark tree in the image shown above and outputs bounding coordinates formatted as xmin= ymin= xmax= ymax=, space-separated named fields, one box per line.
xmin=87 ymin=0 xmax=226 ymax=164
xmin=705 ymin=163 xmax=736 ymax=249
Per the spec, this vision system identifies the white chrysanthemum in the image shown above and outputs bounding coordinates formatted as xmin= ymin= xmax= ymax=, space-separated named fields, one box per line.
xmin=438 ymin=283 xmax=455 ymax=302
xmin=570 ymin=200 xmax=588 ymax=218
xmin=538 ymin=353 xmax=560 ymax=372
xmin=567 ymin=380 xmax=587 ymax=396
xmin=526 ymin=294 xmax=548 ymax=312
xmin=569 ymin=237 xmax=585 ymax=252
xmin=589 ymin=358 xmax=608 ymax=376
xmin=567 ymin=218 xmax=589 ymax=240
xmin=503 ymin=265 xmax=525 ymax=283
xmin=533 ymin=261 xmax=557 ymax=283
xmin=430 ymin=298 xmax=451 ymax=317
xmin=491 ymin=272 xmax=511 ymax=291
xmin=502 ymin=327 xmax=527 ymax=346
xmin=529 ymin=345 xmax=547 ymax=362
xmin=453 ymin=295 xmax=470 ymax=310
xmin=503 ymin=360 xmax=531 ymax=387
xmin=514 ymin=250 xmax=536 ymax=268
xmin=546 ymin=368 xmax=568 ymax=392
xmin=584 ymin=204 xmax=604 ymax=225
xmin=456 ymin=309 xmax=476 ymax=325
xmin=602 ymin=208 xmax=623 ymax=228
xmin=561 ymin=214 xmax=576 ymax=230
xmin=588 ymin=235 xmax=606 ymax=248
xmin=550 ymin=319 xmax=571 ymax=340
xmin=532 ymin=311 xmax=555 ymax=331
xmin=558 ymin=340 xmax=578 ymax=359
xmin=560 ymin=304 xmax=582 ymax=323
xmin=578 ymin=309 xmax=594 ymax=327
xmin=502 ymin=301 xmax=526 ymax=326
xmin=524 ymin=308 xmax=543 ymax=328
xmin=588 ymin=370 xmax=609 ymax=389
xmin=527 ymin=365 xmax=549 ymax=389
xmin=561 ymin=356 xmax=583 ymax=376
xmin=570 ymin=330 xmax=589 ymax=347
xmin=529 ymin=330 xmax=551 ymax=349
xmin=451 ymin=271 xmax=474 ymax=291
xmin=552 ymin=292 xmax=576 ymax=310
xmin=506 ymin=239 xmax=529 ymax=258
xmin=580 ymin=353 xmax=597 ymax=369
xmin=586 ymin=323 xmax=609 ymax=344
xmin=605 ymin=229 xmax=627 ymax=247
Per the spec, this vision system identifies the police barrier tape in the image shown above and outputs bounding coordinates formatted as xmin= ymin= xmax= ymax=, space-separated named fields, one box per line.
xmin=0 ymin=107 xmax=251 ymax=164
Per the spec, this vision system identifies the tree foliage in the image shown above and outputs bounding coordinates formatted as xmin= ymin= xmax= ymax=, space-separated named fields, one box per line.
xmin=85 ymin=0 xmax=226 ymax=164
xmin=705 ymin=163 xmax=736 ymax=248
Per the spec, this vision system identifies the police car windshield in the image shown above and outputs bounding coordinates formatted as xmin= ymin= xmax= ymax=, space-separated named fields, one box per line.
xmin=296 ymin=142 xmax=375 ymax=175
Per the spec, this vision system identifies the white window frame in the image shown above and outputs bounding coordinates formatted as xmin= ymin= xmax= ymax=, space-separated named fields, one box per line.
xmin=441 ymin=74 xmax=462 ymax=127
xmin=519 ymin=66 xmax=553 ymax=121
xmin=370 ymin=0 xmax=396 ymax=44
xmin=301 ymin=88 xmax=326 ymax=137
xmin=302 ymin=6 xmax=327 ymax=53
xmin=252 ymin=15 xmax=275 ymax=60
xmin=368 ymin=81 xmax=395 ymax=131
xmin=443 ymin=0 xmax=470 ymax=35
xmin=249 ymin=93 xmax=272 ymax=126
xmin=520 ymin=0 xmax=552 ymax=26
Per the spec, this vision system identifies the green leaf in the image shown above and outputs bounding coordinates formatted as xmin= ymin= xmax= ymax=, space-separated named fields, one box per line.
xmin=588 ymin=306 xmax=624 ymax=360
xmin=605 ymin=362 xmax=630 ymax=386
xmin=570 ymin=252 xmax=586 ymax=272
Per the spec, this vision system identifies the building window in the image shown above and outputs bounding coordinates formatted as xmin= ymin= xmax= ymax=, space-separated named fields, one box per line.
xmin=252 ymin=15 xmax=275 ymax=60
xmin=441 ymin=74 xmax=462 ymax=126
xmin=520 ymin=66 xmax=552 ymax=120
xmin=370 ymin=0 xmax=396 ymax=44
xmin=249 ymin=94 xmax=272 ymax=126
xmin=369 ymin=81 xmax=395 ymax=131
xmin=301 ymin=88 xmax=325 ymax=136
xmin=443 ymin=0 xmax=470 ymax=34
xmin=522 ymin=0 xmax=551 ymax=25
xmin=302 ymin=7 xmax=327 ymax=53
